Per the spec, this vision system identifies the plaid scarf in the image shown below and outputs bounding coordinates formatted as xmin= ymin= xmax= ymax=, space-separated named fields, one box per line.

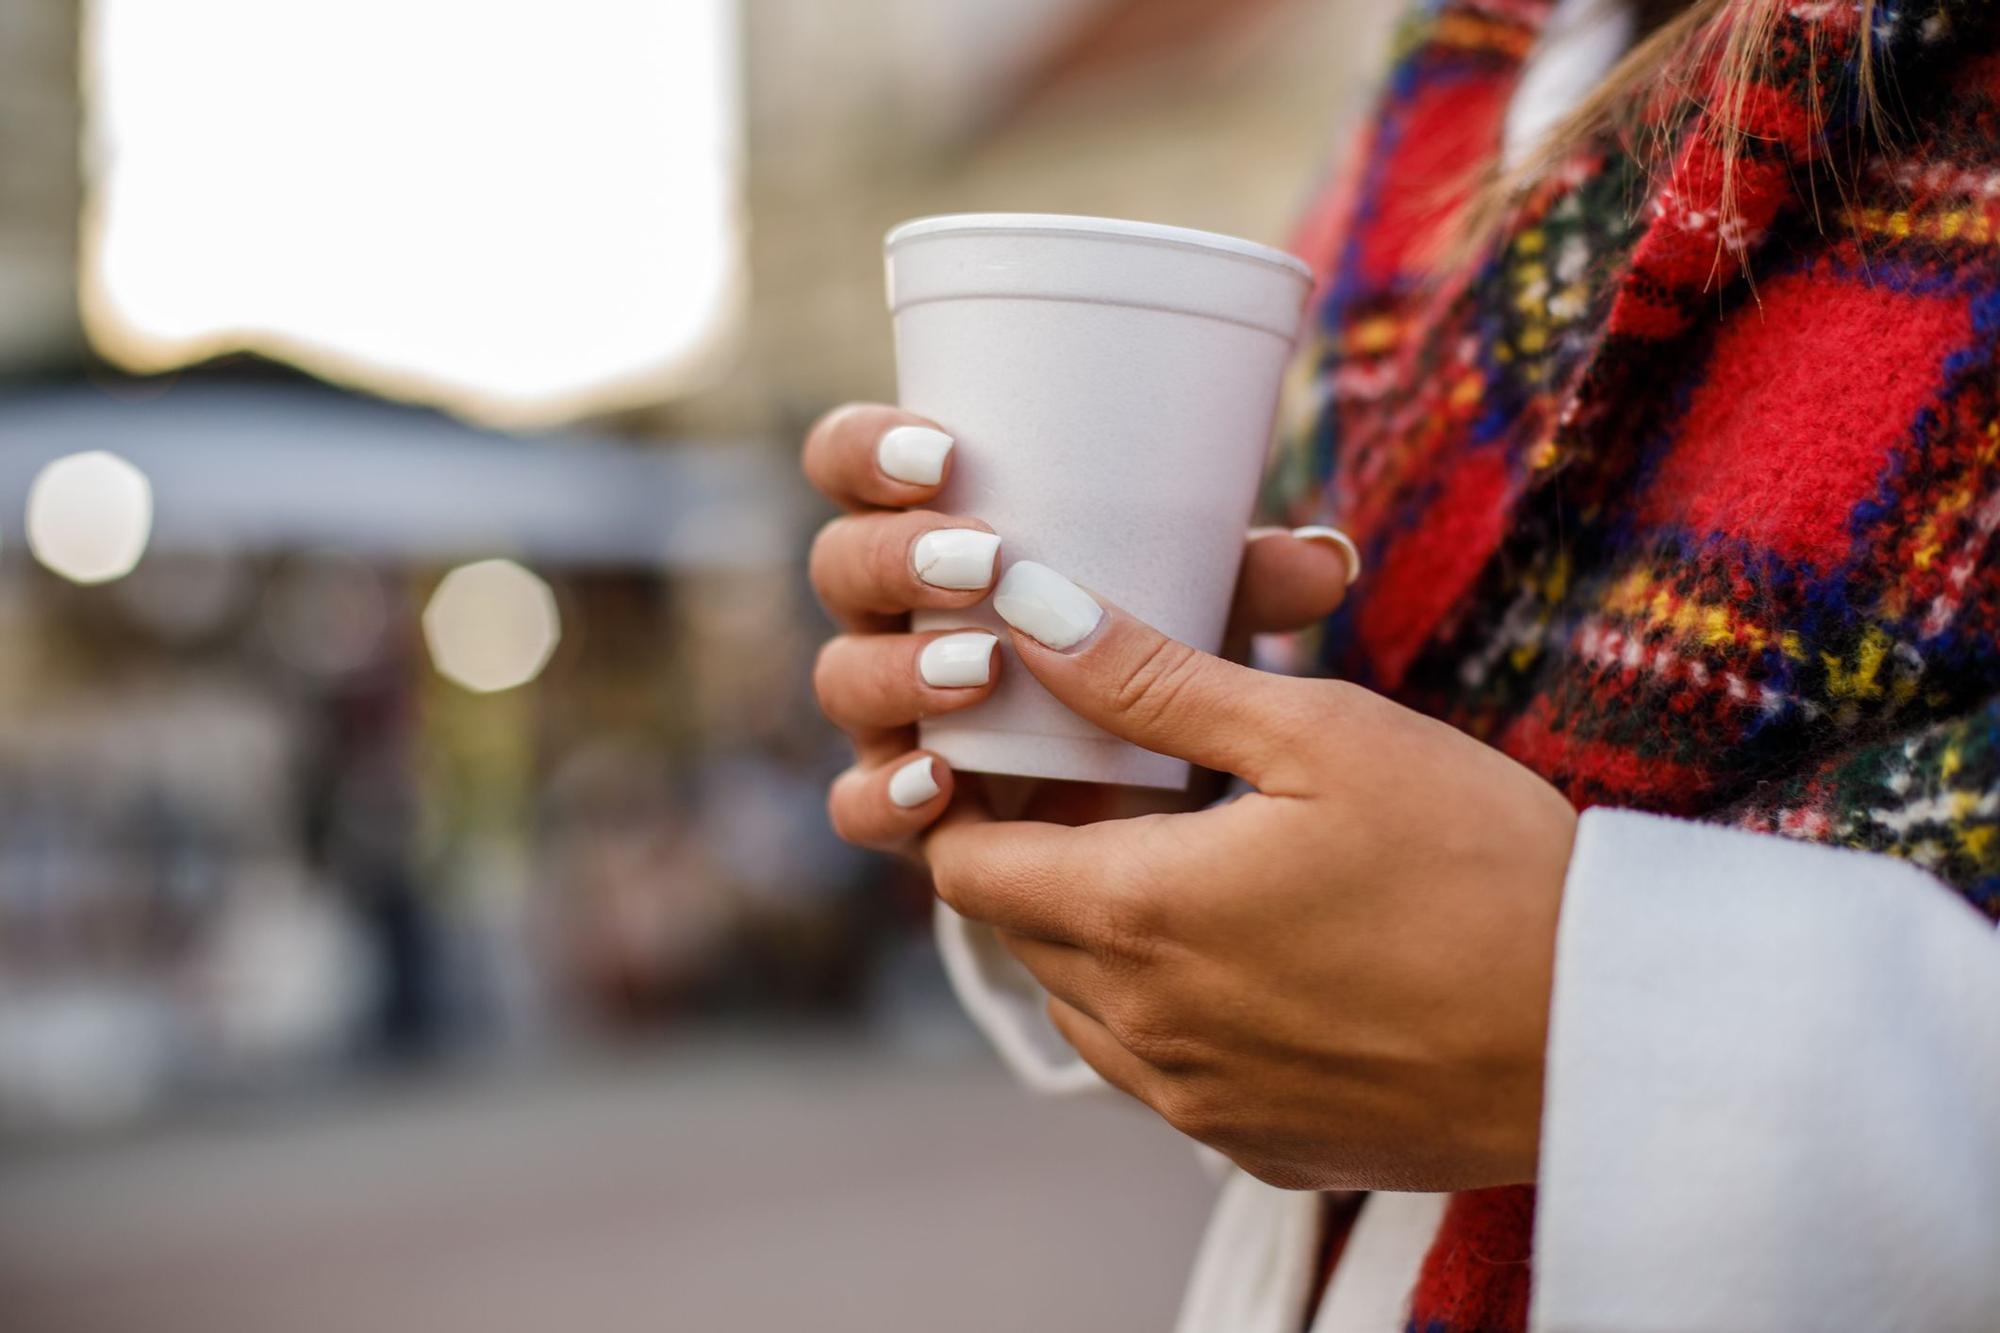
xmin=1271 ymin=0 xmax=2000 ymax=1326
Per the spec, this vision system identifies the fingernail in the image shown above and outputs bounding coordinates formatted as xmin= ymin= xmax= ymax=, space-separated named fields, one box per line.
xmin=878 ymin=426 xmax=954 ymax=486
xmin=1291 ymin=526 xmax=1362 ymax=586
xmin=919 ymin=632 xmax=999 ymax=688
xmin=993 ymin=561 xmax=1102 ymax=651
xmin=888 ymin=755 xmax=941 ymax=808
xmin=914 ymin=529 xmax=1001 ymax=591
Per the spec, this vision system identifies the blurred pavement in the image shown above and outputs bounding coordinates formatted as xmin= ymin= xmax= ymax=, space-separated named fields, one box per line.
xmin=0 ymin=1037 xmax=1217 ymax=1333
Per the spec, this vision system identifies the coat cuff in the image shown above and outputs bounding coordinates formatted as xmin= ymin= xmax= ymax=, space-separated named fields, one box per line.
xmin=1533 ymin=809 xmax=2000 ymax=1331
xmin=934 ymin=904 xmax=1107 ymax=1097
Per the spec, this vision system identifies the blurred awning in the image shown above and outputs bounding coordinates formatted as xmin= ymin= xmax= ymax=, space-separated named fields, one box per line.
xmin=0 ymin=384 xmax=801 ymax=570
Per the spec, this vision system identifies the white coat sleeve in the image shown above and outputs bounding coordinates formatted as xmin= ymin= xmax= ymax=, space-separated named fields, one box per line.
xmin=1532 ymin=809 xmax=2000 ymax=1332
xmin=934 ymin=904 xmax=1109 ymax=1096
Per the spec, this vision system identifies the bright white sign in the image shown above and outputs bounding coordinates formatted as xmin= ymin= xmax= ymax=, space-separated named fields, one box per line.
xmin=83 ymin=0 xmax=741 ymax=427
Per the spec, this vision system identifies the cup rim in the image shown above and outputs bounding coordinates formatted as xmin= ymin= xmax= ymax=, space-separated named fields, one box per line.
xmin=885 ymin=213 xmax=1313 ymax=282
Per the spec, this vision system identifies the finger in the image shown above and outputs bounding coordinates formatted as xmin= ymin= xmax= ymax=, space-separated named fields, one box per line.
xmin=826 ymin=752 xmax=954 ymax=850
xmin=922 ymin=814 xmax=1106 ymax=944
xmin=998 ymin=930 xmax=1111 ymax=1022
xmin=1047 ymin=996 xmax=1163 ymax=1108
xmin=1230 ymin=526 xmax=1360 ymax=637
xmin=814 ymin=630 xmax=1000 ymax=734
xmin=802 ymin=404 xmax=956 ymax=511
xmin=810 ymin=511 xmax=1000 ymax=629
xmin=991 ymin=561 xmax=1307 ymax=788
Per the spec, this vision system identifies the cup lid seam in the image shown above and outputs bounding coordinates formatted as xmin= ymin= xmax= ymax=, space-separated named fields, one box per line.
xmin=885 ymin=214 xmax=1313 ymax=282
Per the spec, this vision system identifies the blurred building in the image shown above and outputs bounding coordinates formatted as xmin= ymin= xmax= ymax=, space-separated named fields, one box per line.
xmin=0 ymin=0 xmax=85 ymax=371
xmin=690 ymin=0 xmax=1394 ymax=432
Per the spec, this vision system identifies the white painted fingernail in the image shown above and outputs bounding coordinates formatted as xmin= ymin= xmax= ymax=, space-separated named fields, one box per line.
xmin=920 ymin=632 xmax=998 ymax=687
xmin=1291 ymin=526 xmax=1362 ymax=585
xmin=878 ymin=426 xmax=954 ymax=486
xmin=888 ymin=756 xmax=941 ymax=808
xmin=913 ymin=528 xmax=1001 ymax=591
xmin=993 ymin=561 xmax=1102 ymax=650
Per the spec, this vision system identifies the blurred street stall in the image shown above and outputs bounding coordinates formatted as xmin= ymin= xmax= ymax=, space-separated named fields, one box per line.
xmin=0 ymin=371 xmax=848 ymax=1132
xmin=0 ymin=384 xmax=798 ymax=568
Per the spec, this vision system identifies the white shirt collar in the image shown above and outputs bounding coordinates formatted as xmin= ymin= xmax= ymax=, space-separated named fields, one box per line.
xmin=1502 ymin=0 xmax=1639 ymax=170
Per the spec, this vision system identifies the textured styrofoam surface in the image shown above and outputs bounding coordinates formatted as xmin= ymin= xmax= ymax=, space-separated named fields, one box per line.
xmin=889 ymin=218 xmax=1309 ymax=788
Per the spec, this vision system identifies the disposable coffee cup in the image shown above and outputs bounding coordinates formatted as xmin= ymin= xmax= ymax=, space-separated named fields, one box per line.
xmin=886 ymin=213 xmax=1313 ymax=790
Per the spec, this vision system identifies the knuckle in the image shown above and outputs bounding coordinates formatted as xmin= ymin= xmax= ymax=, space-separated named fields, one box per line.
xmin=805 ymin=402 xmax=867 ymax=457
xmin=825 ymin=784 xmax=862 ymax=845
xmin=1134 ymin=1006 xmax=1206 ymax=1073
xmin=929 ymin=862 xmax=968 ymax=915
xmin=1106 ymin=1006 xmax=1189 ymax=1070
xmin=925 ymin=841 xmax=969 ymax=912
xmin=806 ymin=517 xmax=847 ymax=595
xmin=811 ymin=638 xmax=845 ymax=710
xmin=1240 ymin=1158 xmax=1315 ymax=1192
xmin=1235 ymin=1156 xmax=1291 ymax=1189
xmin=1081 ymin=826 xmax=1172 ymax=956
xmin=1155 ymin=1082 xmax=1224 ymax=1142
xmin=1109 ymin=637 xmax=1205 ymax=730
xmin=1093 ymin=882 xmax=1163 ymax=961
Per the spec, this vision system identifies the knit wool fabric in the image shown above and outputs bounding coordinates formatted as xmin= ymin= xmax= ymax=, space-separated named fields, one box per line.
xmin=1270 ymin=0 xmax=2000 ymax=1327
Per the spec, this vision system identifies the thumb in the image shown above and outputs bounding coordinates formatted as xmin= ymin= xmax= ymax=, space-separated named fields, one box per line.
xmin=992 ymin=561 xmax=1300 ymax=785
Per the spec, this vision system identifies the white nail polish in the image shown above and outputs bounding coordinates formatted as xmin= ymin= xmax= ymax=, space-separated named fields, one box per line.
xmin=913 ymin=529 xmax=1001 ymax=591
xmin=888 ymin=756 xmax=941 ymax=808
xmin=919 ymin=632 xmax=998 ymax=687
xmin=993 ymin=561 xmax=1102 ymax=650
xmin=1291 ymin=526 xmax=1362 ymax=585
xmin=878 ymin=426 xmax=954 ymax=486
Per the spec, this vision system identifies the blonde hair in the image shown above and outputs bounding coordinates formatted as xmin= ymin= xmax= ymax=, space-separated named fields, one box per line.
xmin=1449 ymin=0 xmax=1884 ymax=265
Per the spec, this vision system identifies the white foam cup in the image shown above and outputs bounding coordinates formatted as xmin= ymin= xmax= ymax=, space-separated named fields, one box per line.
xmin=886 ymin=213 xmax=1314 ymax=789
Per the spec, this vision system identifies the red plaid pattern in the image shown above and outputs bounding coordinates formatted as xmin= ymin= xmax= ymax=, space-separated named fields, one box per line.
xmin=1272 ymin=1 xmax=2000 ymax=1326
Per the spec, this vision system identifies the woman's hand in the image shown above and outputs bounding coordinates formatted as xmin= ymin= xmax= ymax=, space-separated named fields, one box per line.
xmin=925 ymin=561 xmax=1578 ymax=1193
xmin=804 ymin=403 xmax=1356 ymax=847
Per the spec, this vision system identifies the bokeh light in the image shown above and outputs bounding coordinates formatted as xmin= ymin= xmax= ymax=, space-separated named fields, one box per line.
xmin=421 ymin=559 xmax=561 ymax=694
xmin=25 ymin=450 xmax=154 ymax=585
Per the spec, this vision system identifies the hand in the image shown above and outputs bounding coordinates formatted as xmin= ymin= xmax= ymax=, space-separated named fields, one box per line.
xmin=803 ymin=402 xmax=1357 ymax=848
xmin=924 ymin=562 xmax=1577 ymax=1192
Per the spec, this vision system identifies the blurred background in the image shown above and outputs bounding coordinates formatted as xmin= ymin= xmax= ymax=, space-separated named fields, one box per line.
xmin=0 ymin=2 xmax=1395 ymax=1328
